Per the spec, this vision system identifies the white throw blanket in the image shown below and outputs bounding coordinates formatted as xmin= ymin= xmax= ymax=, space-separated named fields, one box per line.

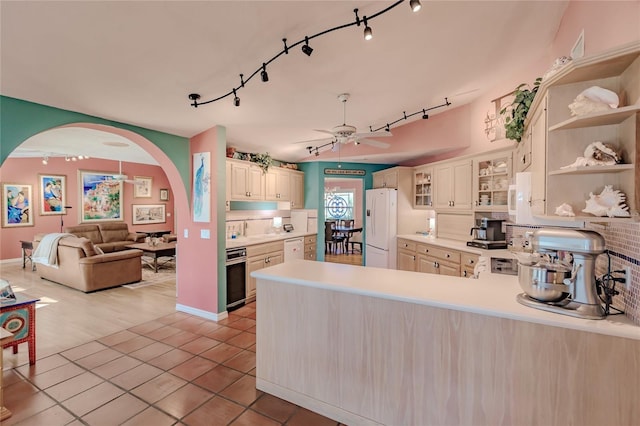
xmin=32 ymin=233 xmax=74 ymax=268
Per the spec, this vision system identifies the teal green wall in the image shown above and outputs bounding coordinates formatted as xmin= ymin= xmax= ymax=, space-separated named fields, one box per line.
xmin=0 ymin=96 xmax=191 ymax=195
xmin=298 ymin=161 xmax=393 ymax=260
xmin=215 ymin=127 xmax=228 ymax=313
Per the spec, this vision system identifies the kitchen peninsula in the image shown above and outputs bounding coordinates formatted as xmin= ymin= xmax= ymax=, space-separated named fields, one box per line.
xmin=253 ymin=260 xmax=640 ymax=426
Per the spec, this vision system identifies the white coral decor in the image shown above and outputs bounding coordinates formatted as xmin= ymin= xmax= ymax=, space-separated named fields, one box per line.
xmin=582 ymin=185 xmax=630 ymax=218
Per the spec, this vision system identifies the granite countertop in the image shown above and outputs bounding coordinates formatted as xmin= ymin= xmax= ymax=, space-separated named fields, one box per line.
xmin=252 ymin=260 xmax=640 ymax=341
xmin=396 ymin=234 xmax=515 ymax=258
xmin=226 ymin=231 xmax=316 ymax=249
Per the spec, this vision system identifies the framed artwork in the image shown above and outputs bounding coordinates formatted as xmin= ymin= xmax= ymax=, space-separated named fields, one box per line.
xmin=132 ymin=204 xmax=166 ymax=225
xmin=2 ymin=183 xmax=34 ymax=227
xmin=193 ymin=152 xmax=211 ymax=222
xmin=134 ymin=176 xmax=152 ymax=198
xmin=159 ymin=188 xmax=169 ymax=201
xmin=39 ymin=174 xmax=67 ymax=215
xmin=79 ymin=170 xmax=123 ymax=223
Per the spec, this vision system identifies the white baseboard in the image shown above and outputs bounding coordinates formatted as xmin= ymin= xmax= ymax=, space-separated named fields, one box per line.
xmin=176 ymin=303 xmax=228 ymax=322
xmin=0 ymin=258 xmax=22 ymax=265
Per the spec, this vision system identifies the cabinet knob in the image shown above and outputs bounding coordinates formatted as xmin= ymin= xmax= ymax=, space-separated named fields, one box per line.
xmin=446 ymin=254 xmax=450 ymax=258
xmin=463 ymin=270 xmax=468 ymax=277
xmin=412 ymin=256 xmax=415 ymax=261
xmin=469 ymin=259 xmax=474 ymax=264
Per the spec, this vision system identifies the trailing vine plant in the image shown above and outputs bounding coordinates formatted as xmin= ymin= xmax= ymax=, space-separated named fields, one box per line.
xmin=500 ymin=77 xmax=542 ymax=143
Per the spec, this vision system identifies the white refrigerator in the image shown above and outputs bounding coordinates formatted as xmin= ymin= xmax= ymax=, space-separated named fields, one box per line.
xmin=365 ymin=188 xmax=398 ymax=269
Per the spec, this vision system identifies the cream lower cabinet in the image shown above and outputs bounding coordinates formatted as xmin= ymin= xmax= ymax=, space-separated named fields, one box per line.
xmin=246 ymin=241 xmax=284 ymax=301
xmin=461 ymin=252 xmax=480 ymax=278
xmin=304 ymin=235 xmax=317 ymax=261
xmin=397 ymin=238 xmax=417 ymax=271
xmin=398 ymin=239 xmax=476 ymax=278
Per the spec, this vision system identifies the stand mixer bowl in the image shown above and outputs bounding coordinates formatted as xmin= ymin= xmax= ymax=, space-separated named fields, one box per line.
xmin=518 ymin=262 xmax=572 ymax=302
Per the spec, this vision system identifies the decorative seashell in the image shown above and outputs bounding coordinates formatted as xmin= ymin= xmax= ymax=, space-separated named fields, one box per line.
xmin=582 ymin=185 xmax=630 ymax=218
xmin=568 ymin=86 xmax=619 ymax=116
xmin=560 ymin=141 xmax=623 ymax=169
xmin=542 ymin=56 xmax=572 ymax=81
xmin=555 ymin=203 xmax=576 ymax=217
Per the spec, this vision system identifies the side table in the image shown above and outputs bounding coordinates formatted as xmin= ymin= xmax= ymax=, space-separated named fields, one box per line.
xmin=20 ymin=240 xmax=35 ymax=271
xmin=1 ymin=294 xmax=39 ymax=365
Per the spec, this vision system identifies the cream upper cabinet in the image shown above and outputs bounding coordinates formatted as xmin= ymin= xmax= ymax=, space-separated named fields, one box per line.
xmin=413 ymin=166 xmax=433 ymax=208
xmin=229 ymin=159 xmax=265 ymax=200
xmin=265 ymin=168 xmax=291 ymax=201
xmin=434 ymin=159 xmax=472 ymax=210
xmin=290 ymin=171 xmax=304 ymax=209
xmin=225 ymin=161 xmax=231 ymax=211
xmin=373 ymin=168 xmax=399 ymax=188
xmin=473 ymin=150 xmax=512 ymax=212
xmin=533 ymin=43 xmax=639 ymax=221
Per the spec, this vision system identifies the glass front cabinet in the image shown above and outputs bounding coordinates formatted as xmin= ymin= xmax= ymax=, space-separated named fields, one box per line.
xmin=413 ymin=167 xmax=433 ymax=208
xmin=473 ymin=151 xmax=512 ymax=212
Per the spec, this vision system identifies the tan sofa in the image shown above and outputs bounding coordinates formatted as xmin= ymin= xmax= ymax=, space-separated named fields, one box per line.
xmin=65 ymin=223 xmax=145 ymax=253
xmin=33 ymin=234 xmax=143 ymax=292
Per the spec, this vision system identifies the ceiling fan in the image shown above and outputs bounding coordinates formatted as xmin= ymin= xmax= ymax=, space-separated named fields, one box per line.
xmin=297 ymin=93 xmax=392 ymax=152
xmin=91 ymin=161 xmax=142 ymax=185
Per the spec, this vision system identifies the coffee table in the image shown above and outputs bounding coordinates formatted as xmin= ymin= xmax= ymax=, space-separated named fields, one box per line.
xmin=125 ymin=242 xmax=176 ymax=273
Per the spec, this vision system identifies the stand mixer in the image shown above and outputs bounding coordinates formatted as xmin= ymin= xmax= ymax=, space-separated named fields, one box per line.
xmin=516 ymin=228 xmax=606 ymax=320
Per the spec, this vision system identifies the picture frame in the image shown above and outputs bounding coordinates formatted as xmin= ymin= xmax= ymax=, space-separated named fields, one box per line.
xmin=79 ymin=170 xmax=124 ymax=223
xmin=2 ymin=183 xmax=34 ymax=227
xmin=193 ymin=152 xmax=211 ymax=223
xmin=134 ymin=176 xmax=152 ymax=198
xmin=0 ymin=279 xmax=16 ymax=302
xmin=159 ymin=188 xmax=169 ymax=201
xmin=132 ymin=204 xmax=166 ymax=225
xmin=38 ymin=174 xmax=67 ymax=215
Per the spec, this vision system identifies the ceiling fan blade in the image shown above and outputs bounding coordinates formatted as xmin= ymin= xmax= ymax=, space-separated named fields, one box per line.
xmin=292 ymin=136 xmax=334 ymax=145
xmin=357 ymin=138 xmax=390 ymax=148
xmin=354 ymin=130 xmax=393 ymax=138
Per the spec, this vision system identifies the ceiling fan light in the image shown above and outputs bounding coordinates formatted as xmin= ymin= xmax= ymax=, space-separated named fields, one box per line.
xmin=42 ymin=156 xmax=48 ymax=165
xmin=65 ymin=156 xmax=70 ymax=162
xmin=410 ymin=0 xmax=421 ymax=12
xmin=71 ymin=156 xmax=77 ymax=161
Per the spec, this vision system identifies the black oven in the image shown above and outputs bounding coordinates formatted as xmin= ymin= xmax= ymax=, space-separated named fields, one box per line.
xmin=226 ymin=247 xmax=247 ymax=311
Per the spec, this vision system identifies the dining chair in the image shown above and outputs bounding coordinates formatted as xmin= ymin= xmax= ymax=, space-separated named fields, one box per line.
xmin=349 ymin=231 xmax=363 ymax=254
xmin=325 ymin=221 xmax=345 ymax=254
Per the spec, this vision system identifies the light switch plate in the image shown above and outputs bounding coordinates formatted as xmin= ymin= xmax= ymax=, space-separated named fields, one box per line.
xmin=184 ymin=229 xmax=189 ymax=238
xmin=200 ymin=229 xmax=210 ymax=239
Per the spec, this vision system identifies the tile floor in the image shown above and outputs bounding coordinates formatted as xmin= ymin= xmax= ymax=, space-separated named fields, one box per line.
xmin=3 ymin=302 xmax=342 ymax=425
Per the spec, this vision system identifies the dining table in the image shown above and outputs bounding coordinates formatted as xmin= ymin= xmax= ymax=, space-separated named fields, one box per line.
xmin=332 ymin=226 xmax=363 ymax=254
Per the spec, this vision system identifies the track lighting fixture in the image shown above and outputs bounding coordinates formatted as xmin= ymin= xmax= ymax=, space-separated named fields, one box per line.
xmin=188 ymin=0 xmax=418 ymax=108
xmin=301 ymin=36 xmax=313 ymax=56
xmin=422 ymin=109 xmax=429 ymax=119
xmin=65 ymin=156 xmax=70 ymax=161
xmin=363 ymin=17 xmax=373 ymax=41
xmin=233 ymin=89 xmax=240 ymax=107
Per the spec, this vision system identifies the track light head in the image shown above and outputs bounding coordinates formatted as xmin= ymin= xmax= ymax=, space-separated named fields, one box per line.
xmin=363 ymin=17 xmax=372 ymax=40
xmin=233 ymin=89 xmax=240 ymax=107
xmin=261 ymin=63 xmax=269 ymax=82
xmin=410 ymin=0 xmax=422 ymax=12
xmin=188 ymin=93 xmax=201 ymax=107
xmin=65 ymin=156 xmax=70 ymax=162
xmin=42 ymin=156 xmax=48 ymax=165
xmin=301 ymin=37 xmax=313 ymax=56
xmin=422 ymin=109 xmax=429 ymax=119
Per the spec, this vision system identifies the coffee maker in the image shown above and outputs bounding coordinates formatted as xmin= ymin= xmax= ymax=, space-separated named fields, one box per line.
xmin=516 ymin=228 xmax=606 ymax=320
xmin=467 ymin=218 xmax=507 ymax=249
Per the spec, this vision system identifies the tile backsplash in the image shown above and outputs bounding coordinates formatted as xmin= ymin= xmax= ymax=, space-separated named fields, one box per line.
xmin=225 ymin=209 xmax=317 ymax=238
xmin=507 ymin=221 xmax=640 ymax=326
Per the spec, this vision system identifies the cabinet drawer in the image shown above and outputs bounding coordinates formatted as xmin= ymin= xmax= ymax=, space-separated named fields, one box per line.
xmin=461 ymin=252 xmax=480 ymax=268
xmin=304 ymin=251 xmax=317 ymax=261
xmin=305 ymin=235 xmax=317 ymax=245
xmin=397 ymin=239 xmax=416 ymax=251
xmin=246 ymin=241 xmax=284 ymax=257
xmin=418 ymin=245 xmax=460 ymax=263
xmin=304 ymin=244 xmax=315 ymax=253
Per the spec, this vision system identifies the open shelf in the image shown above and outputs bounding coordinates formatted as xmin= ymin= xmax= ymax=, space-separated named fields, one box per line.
xmin=548 ymin=105 xmax=640 ymax=131
xmin=548 ymin=164 xmax=634 ymax=176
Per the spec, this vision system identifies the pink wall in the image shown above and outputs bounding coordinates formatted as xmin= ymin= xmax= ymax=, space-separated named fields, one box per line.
xmin=396 ymin=0 xmax=640 ymax=166
xmin=175 ymin=127 xmax=221 ymax=314
xmin=0 ymin=157 xmax=174 ymax=259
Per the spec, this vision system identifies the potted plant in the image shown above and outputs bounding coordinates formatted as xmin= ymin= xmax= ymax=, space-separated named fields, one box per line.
xmin=500 ymin=77 xmax=542 ymax=143
xmin=250 ymin=152 xmax=273 ymax=173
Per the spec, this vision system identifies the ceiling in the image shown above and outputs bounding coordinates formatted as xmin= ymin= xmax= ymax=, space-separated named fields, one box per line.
xmin=2 ymin=1 xmax=568 ymax=165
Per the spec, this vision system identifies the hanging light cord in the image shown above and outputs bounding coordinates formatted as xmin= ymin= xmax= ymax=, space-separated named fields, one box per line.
xmin=188 ymin=0 xmax=415 ymax=107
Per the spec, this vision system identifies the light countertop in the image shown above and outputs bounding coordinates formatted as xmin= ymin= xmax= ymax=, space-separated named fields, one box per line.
xmin=396 ymin=234 xmax=515 ymax=258
xmin=226 ymin=231 xmax=315 ymax=249
xmin=252 ymin=260 xmax=640 ymax=341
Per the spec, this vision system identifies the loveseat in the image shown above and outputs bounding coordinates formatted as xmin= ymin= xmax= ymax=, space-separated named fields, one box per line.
xmin=64 ymin=223 xmax=145 ymax=253
xmin=33 ymin=234 xmax=143 ymax=292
